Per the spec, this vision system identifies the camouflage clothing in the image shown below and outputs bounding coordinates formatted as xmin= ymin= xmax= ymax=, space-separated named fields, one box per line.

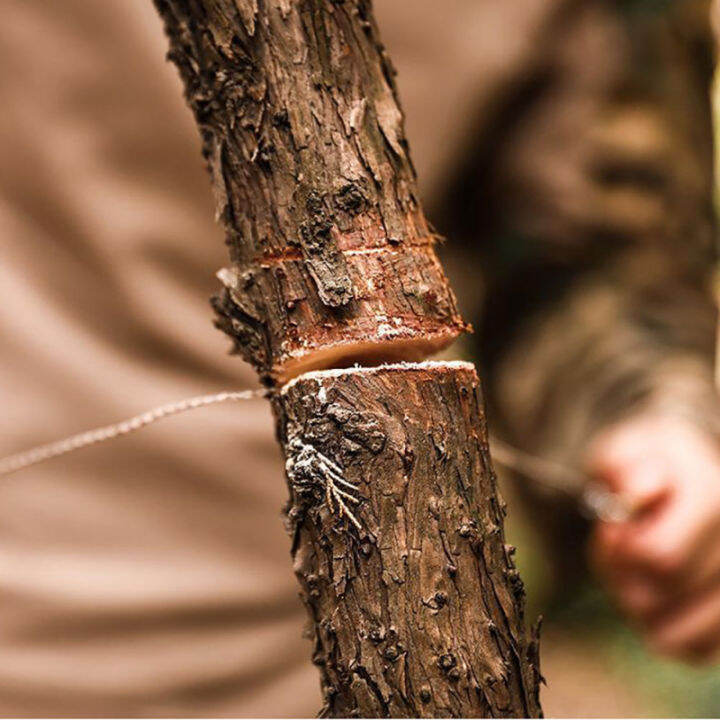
xmin=435 ymin=0 xmax=718 ymax=480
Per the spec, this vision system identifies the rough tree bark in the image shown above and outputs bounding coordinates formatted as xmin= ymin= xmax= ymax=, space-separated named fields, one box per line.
xmin=154 ymin=0 xmax=466 ymax=384
xmin=153 ymin=0 xmax=543 ymax=716
xmin=278 ymin=362 xmax=541 ymax=717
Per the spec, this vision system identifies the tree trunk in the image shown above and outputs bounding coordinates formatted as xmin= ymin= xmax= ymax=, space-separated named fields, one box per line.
xmin=153 ymin=0 xmax=543 ymax=716
xmin=278 ymin=362 xmax=541 ymax=717
xmin=153 ymin=0 xmax=466 ymax=385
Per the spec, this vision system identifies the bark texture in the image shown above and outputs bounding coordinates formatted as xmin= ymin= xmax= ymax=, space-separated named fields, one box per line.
xmin=154 ymin=1 xmax=542 ymax=715
xmin=155 ymin=0 xmax=466 ymax=383
xmin=277 ymin=362 xmax=542 ymax=718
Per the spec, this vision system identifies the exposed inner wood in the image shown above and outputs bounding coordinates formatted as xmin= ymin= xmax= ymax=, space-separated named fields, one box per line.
xmin=276 ymin=362 xmax=542 ymax=718
xmin=214 ymin=242 xmax=467 ymax=383
xmin=274 ymin=332 xmax=458 ymax=386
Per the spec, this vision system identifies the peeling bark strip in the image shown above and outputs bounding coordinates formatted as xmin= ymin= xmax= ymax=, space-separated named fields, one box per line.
xmin=154 ymin=0 xmax=466 ymax=383
xmin=278 ymin=362 xmax=542 ymax=718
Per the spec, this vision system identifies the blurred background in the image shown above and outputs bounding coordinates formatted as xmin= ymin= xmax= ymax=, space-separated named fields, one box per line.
xmin=2 ymin=0 xmax=720 ymax=716
xmin=508 ymin=495 xmax=720 ymax=717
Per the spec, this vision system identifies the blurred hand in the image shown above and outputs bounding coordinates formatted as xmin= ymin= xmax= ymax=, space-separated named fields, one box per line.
xmin=587 ymin=412 xmax=720 ymax=663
